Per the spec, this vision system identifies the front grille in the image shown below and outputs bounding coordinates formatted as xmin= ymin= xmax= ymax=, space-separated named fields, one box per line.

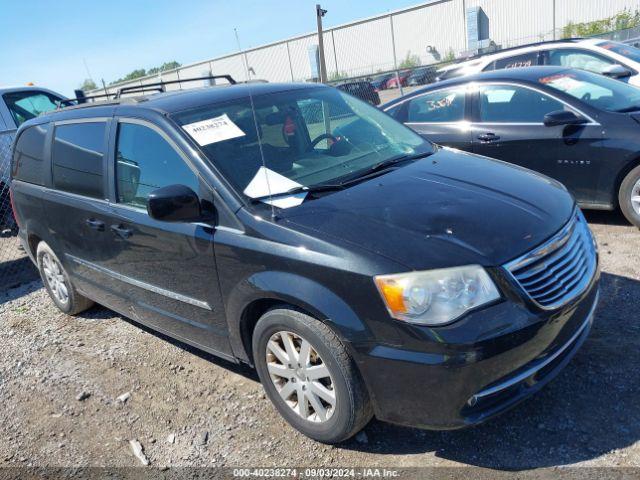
xmin=504 ymin=210 xmax=597 ymax=309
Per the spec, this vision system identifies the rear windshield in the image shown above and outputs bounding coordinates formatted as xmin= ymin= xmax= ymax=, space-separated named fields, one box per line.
xmin=3 ymin=91 xmax=63 ymax=127
xmin=597 ymin=41 xmax=640 ymax=63
xmin=538 ymin=69 xmax=640 ymax=112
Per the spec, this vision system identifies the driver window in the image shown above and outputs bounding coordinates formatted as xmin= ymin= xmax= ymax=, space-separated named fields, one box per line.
xmin=478 ymin=85 xmax=565 ymax=123
xmin=406 ymin=88 xmax=465 ymax=123
xmin=546 ymin=48 xmax=615 ymax=75
xmin=116 ymin=122 xmax=199 ymax=209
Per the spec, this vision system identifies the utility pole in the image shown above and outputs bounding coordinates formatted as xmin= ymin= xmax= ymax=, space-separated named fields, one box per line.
xmin=316 ymin=4 xmax=328 ymax=83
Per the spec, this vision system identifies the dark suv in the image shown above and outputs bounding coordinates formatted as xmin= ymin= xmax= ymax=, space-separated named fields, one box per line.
xmin=11 ymin=81 xmax=599 ymax=443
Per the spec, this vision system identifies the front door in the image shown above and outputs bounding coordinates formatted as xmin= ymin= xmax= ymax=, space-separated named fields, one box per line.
xmin=471 ymin=82 xmax=603 ymax=202
xmin=99 ymin=119 xmax=231 ymax=355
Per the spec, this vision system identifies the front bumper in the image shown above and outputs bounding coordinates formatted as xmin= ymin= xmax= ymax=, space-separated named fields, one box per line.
xmin=354 ymin=271 xmax=599 ymax=430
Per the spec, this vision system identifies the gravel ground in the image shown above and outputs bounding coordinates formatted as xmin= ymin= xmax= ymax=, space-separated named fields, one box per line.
xmin=0 ymin=210 xmax=638 ymax=473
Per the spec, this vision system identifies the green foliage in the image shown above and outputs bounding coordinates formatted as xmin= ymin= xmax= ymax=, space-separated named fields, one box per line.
xmin=328 ymin=71 xmax=350 ymax=81
xmin=398 ymin=51 xmax=421 ymax=69
xmin=437 ymin=49 xmax=457 ymax=67
xmin=79 ymin=79 xmax=97 ymax=91
xmin=109 ymin=61 xmax=182 ymax=85
xmin=562 ymin=8 xmax=640 ymax=38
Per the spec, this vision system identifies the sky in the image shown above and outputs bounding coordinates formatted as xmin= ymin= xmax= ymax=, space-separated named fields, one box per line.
xmin=0 ymin=0 xmax=423 ymax=97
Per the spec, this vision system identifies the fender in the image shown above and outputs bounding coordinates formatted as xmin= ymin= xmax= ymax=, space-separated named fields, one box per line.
xmin=225 ymin=270 xmax=375 ymax=363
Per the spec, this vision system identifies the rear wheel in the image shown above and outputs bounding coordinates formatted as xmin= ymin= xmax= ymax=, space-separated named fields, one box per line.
xmin=253 ymin=308 xmax=372 ymax=443
xmin=36 ymin=242 xmax=93 ymax=315
xmin=619 ymin=165 xmax=640 ymax=228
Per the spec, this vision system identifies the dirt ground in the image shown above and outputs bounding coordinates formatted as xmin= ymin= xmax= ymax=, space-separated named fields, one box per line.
xmin=0 ymin=210 xmax=638 ymax=474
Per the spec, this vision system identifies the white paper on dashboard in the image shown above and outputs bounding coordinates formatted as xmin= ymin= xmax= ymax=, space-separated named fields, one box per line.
xmin=243 ymin=166 xmax=307 ymax=208
xmin=181 ymin=114 xmax=245 ymax=146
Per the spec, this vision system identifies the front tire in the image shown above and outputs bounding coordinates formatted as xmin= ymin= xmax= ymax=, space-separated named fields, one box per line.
xmin=36 ymin=242 xmax=94 ymax=315
xmin=619 ymin=165 xmax=640 ymax=228
xmin=253 ymin=308 xmax=372 ymax=443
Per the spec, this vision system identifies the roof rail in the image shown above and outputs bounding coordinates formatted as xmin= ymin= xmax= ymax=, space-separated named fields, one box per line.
xmin=56 ymin=91 xmax=116 ymax=109
xmin=115 ymin=74 xmax=236 ymax=98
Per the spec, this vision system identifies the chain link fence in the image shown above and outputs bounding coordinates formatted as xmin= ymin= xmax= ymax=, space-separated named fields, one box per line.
xmin=0 ymin=130 xmax=38 ymax=291
xmin=2 ymin=1 xmax=640 ymax=292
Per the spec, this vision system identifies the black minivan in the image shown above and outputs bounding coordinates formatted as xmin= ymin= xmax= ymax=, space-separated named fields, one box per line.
xmin=10 ymin=81 xmax=599 ymax=443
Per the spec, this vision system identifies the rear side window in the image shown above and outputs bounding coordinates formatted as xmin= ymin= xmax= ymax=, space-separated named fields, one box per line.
xmin=407 ymin=88 xmax=465 ymax=123
xmin=116 ymin=123 xmax=198 ymax=209
xmin=3 ymin=91 xmax=63 ymax=127
xmin=52 ymin=122 xmax=106 ymax=199
xmin=11 ymin=124 xmax=49 ymax=185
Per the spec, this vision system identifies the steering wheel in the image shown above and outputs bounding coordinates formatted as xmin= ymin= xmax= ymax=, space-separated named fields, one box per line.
xmin=581 ymin=92 xmax=591 ymax=102
xmin=309 ymin=133 xmax=339 ymax=150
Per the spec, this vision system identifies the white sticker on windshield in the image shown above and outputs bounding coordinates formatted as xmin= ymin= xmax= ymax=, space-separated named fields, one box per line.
xmin=181 ymin=114 xmax=245 ymax=146
xmin=244 ymin=166 xmax=307 ymax=208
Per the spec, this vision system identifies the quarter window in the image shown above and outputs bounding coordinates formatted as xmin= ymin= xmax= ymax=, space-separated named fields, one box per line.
xmin=116 ymin=123 xmax=199 ymax=209
xmin=407 ymin=88 xmax=465 ymax=123
xmin=52 ymin=122 xmax=106 ymax=199
xmin=478 ymin=85 xmax=564 ymax=123
xmin=546 ymin=48 xmax=616 ymax=75
xmin=12 ymin=124 xmax=49 ymax=186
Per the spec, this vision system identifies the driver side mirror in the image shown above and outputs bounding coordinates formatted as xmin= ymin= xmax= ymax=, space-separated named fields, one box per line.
xmin=147 ymin=184 xmax=204 ymax=222
xmin=543 ymin=110 xmax=589 ymax=127
xmin=602 ymin=64 xmax=633 ymax=79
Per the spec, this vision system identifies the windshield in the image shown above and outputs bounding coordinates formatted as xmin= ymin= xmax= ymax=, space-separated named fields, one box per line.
xmin=597 ymin=41 xmax=640 ymax=63
xmin=173 ymin=87 xmax=432 ymax=205
xmin=538 ymin=69 xmax=640 ymax=112
xmin=3 ymin=90 xmax=63 ymax=127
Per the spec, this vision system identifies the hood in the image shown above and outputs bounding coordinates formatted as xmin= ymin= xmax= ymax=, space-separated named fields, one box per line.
xmin=280 ymin=147 xmax=574 ymax=270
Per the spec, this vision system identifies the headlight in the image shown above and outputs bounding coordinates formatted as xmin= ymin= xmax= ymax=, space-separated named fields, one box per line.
xmin=374 ymin=265 xmax=500 ymax=326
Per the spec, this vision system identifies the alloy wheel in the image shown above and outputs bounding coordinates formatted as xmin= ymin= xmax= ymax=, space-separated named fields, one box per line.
xmin=265 ymin=331 xmax=336 ymax=423
xmin=632 ymin=178 xmax=640 ymax=216
xmin=42 ymin=252 xmax=69 ymax=305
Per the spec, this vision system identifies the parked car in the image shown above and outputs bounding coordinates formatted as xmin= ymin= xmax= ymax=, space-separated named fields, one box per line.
xmin=369 ymin=73 xmax=394 ymax=91
xmin=435 ymin=38 xmax=640 ymax=86
xmin=336 ymin=80 xmax=380 ymax=105
xmin=385 ymin=70 xmax=411 ymax=89
xmin=382 ymin=66 xmax=640 ymax=227
xmin=11 ymin=80 xmax=599 ymax=443
xmin=406 ymin=66 xmax=437 ymax=86
xmin=0 ymin=86 xmax=66 ymax=232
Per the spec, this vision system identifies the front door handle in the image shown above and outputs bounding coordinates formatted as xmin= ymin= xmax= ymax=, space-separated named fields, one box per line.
xmin=85 ymin=218 xmax=105 ymax=231
xmin=477 ymin=133 xmax=500 ymax=142
xmin=110 ymin=224 xmax=133 ymax=239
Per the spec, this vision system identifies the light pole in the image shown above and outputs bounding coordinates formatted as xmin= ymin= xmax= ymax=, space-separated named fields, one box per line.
xmin=316 ymin=4 xmax=328 ymax=83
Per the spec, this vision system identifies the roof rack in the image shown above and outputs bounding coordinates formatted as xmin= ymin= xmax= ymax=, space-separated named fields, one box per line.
xmin=115 ymin=75 xmax=236 ymax=98
xmin=55 ymin=74 xmax=237 ymax=110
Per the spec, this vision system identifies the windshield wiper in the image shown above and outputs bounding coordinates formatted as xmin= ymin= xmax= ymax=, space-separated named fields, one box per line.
xmin=250 ymin=183 xmax=345 ymax=202
xmin=345 ymin=150 xmax=435 ymax=182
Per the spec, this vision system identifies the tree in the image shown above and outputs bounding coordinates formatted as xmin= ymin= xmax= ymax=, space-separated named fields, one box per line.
xmin=79 ymin=79 xmax=97 ymax=91
xmin=399 ymin=51 xmax=421 ymax=69
xmin=109 ymin=61 xmax=182 ymax=85
xmin=562 ymin=8 xmax=640 ymax=38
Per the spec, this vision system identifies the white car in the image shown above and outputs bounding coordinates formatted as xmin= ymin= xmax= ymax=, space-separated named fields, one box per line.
xmin=437 ymin=38 xmax=640 ymax=86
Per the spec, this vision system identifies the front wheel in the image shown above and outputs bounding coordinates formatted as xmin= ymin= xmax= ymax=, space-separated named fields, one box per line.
xmin=619 ymin=165 xmax=640 ymax=228
xmin=253 ymin=308 xmax=372 ymax=443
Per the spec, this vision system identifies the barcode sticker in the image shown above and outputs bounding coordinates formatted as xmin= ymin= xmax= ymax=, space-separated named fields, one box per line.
xmin=182 ymin=114 xmax=245 ymax=146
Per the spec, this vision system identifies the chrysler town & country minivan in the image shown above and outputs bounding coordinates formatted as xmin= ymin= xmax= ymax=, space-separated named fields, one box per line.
xmin=10 ymin=81 xmax=599 ymax=443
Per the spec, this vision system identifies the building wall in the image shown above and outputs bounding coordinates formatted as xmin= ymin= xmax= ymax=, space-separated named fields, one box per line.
xmin=90 ymin=0 xmax=640 ymax=95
